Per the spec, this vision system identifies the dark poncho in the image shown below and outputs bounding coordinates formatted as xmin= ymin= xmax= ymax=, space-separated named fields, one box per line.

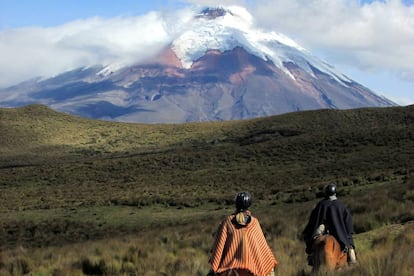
xmin=303 ymin=198 xmax=355 ymax=254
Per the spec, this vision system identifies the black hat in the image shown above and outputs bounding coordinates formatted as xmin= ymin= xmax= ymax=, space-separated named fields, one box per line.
xmin=235 ymin=191 xmax=252 ymax=211
xmin=324 ymin=183 xmax=337 ymax=196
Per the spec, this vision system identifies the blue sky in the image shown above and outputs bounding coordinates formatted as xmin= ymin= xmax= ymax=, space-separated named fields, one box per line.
xmin=0 ymin=1 xmax=180 ymax=29
xmin=0 ymin=0 xmax=413 ymax=105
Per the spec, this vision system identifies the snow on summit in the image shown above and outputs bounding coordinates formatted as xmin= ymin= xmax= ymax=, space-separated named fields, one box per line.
xmin=171 ymin=6 xmax=349 ymax=83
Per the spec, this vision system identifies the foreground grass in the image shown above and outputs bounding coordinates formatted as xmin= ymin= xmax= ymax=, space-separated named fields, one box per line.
xmin=0 ymin=176 xmax=412 ymax=275
xmin=0 ymin=207 xmax=413 ymax=275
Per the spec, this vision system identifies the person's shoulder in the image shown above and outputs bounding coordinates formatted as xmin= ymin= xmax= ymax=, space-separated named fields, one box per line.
xmin=317 ymin=198 xmax=330 ymax=206
xmin=219 ymin=214 xmax=233 ymax=223
xmin=331 ymin=198 xmax=347 ymax=207
xmin=248 ymin=215 xmax=261 ymax=226
xmin=332 ymin=198 xmax=344 ymax=204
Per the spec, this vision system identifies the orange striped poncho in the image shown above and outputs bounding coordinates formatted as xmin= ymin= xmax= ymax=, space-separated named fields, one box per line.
xmin=209 ymin=213 xmax=279 ymax=276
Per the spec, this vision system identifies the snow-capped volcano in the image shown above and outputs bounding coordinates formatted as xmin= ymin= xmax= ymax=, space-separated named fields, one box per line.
xmin=172 ymin=6 xmax=348 ymax=83
xmin=0 ymin=6 xmax=395 ymax=123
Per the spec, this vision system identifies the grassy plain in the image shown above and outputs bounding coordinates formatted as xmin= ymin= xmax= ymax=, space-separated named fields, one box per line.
xmin=0 ymin=104 xmax=413 ymax=275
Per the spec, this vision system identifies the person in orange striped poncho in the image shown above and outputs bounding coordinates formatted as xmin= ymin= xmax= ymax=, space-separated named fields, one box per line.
xmin=208 ymin=191 xmax=279 ymax=276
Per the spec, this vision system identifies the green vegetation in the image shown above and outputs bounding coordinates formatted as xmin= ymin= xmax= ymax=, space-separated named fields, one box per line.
xmin=0 ymin=104 xmax=413 ymax=275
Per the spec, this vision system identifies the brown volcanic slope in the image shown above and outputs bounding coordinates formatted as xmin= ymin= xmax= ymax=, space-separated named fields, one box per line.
xmin=102 ymin=46 xmax=393 ymax=122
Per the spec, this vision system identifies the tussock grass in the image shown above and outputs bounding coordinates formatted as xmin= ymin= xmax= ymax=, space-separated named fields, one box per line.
xmin=0 ymin=220 xmax=413 ymax=275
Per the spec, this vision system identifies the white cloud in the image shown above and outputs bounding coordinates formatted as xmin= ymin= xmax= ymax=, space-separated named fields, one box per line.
xmin=0 ymin=11 xmax=183 ymax=88
xmin=227 ymin=0 xmax=414 ymax=105
xmin=250 ymin=0 xmax=414 ymax=81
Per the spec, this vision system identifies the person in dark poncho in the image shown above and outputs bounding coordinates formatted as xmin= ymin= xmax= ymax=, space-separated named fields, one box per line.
xmin=208 ymin=191 xmax=279 ymax=276
xmin=302 ymin=183 xmax=357 ymax=265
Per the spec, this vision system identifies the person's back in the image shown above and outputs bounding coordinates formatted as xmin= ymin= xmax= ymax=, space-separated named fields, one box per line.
xmin=209 ymin=191 xmax=279 ymax=276
xmin=303 ymin=183 xmax=356 ymax=265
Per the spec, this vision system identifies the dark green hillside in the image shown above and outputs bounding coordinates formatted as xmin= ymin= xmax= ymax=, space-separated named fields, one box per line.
xmin=0 ymin=104 xmax=413 ymax=272
xmin=0 ymin=104 xmax=413 ymax=274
